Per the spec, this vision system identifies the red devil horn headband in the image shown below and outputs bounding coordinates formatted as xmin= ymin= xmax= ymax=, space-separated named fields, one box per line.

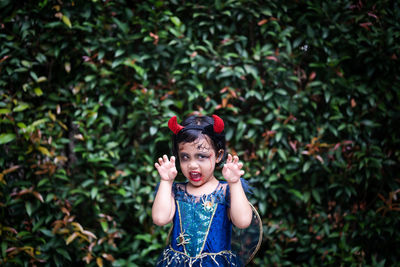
xmin=168 ymin=115 xmax=224 ymax=134
xmin=212 ymin=115 xmax=224 ymax=133
xmin=168 ymin=116 xmax=184 ymax=135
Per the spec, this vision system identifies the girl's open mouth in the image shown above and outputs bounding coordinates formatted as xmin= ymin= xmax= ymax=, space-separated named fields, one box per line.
xmin=189 ymin=171 xmax=202 ymax=182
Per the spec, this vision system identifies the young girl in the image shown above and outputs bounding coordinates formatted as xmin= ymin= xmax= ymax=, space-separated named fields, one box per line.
xmin=152 ymin=114 xmax=256 ymax=266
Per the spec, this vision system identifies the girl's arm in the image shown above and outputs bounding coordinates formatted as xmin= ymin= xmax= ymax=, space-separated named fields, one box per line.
xmin=152 ymin=155 xmax=177 ymax=226
xmin=223 ymin=154 xmax=252 ymax=229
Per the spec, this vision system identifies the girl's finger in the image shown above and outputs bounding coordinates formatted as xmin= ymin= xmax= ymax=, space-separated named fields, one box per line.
xmin=233 ymin=155 xmax=239 ymax=163
xmin=240 ymin=170 xmax=245 ymax=176
xmin=155 ymin=163 xmax=160 ymax=169
xmin=158 ymin=157 xmax=164 ymax=165
xmin=226 ymin=154 xmax=232 ymax=163
xmin=163 ymin=155 xmax=168 ymax=162
xmin=237 ymin=162 xmax=243 ymax=169
xmin=170 ymin=156 xmax=175 ymax=164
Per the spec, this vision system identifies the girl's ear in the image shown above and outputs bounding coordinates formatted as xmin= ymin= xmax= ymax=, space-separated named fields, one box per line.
xmin=216 ymin=149 xmax=224 ymax=163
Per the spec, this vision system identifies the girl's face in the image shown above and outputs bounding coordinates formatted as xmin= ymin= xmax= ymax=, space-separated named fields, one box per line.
xmin=178 ymin=136 xmax=221 ymax=187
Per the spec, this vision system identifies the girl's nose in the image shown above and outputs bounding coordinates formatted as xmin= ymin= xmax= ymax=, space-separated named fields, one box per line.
xmin=188 ymin=160 xmax=198 ymax=169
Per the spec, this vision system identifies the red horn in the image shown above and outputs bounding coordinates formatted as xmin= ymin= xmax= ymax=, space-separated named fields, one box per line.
xmin=168 ymin=116 xmax=184 ymax=134
xmin=212 ymin=115 xmax=224 ymax=133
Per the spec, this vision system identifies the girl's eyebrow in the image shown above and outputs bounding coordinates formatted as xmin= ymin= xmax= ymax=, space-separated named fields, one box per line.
xmin=178 ymin=152 xmax=210 ymax=157
xmin=196 ymin=152 xmax=210 ymax=157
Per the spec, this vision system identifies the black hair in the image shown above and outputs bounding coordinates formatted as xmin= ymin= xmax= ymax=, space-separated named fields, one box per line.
xmin=171 ymin=115 xmax=226 ymax=166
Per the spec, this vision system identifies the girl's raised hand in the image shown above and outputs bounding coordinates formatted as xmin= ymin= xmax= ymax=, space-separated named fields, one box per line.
xmin=155 ymin=155 xmax=178 ymax=182
xmin=222 ymin=154 xmax=245 ymax=184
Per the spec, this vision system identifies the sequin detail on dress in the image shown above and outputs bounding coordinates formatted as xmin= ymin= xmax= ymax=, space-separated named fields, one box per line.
xmin=176 ymin=230 xmax=190 ymax=247
xmin=176 ymin=185 xmax=219 ymax=257
xmin=201 ymin=196 xmax=214 ymax=212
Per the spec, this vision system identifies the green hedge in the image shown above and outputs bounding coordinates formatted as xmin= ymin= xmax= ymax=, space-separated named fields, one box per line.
xmin=1 ymin=0 xmax=399 ymax=266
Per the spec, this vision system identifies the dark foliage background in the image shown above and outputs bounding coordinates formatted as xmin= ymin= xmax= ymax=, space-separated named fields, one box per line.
xmin=1 ymin=0 xmax=399 ymax=266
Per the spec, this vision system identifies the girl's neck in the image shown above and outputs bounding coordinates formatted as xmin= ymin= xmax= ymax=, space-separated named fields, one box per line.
xmin=186 ymin=176 xmax=219 ymax=196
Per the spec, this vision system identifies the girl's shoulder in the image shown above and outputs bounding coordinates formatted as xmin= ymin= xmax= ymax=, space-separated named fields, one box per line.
xmin=171 ymin=182 xmax=186 ymax=195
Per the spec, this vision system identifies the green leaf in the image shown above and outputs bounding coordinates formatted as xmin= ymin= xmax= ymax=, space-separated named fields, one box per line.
xmin=25 ymin=202 xmax=32 ymax=216
xmin=277 ymin=149 xmax=287 ymax=161
xmin=34 ymin=87 xmax=43 ymax=96
xmin=312 ymin=189 xmax=321 ymax=204
xmin=302 ymin=161 xmax=311 ymax=173
xmin=16 ymin=231 xmax=32 ymax=238
xmin=115 ymin=49 xmax=124 ymax=57
xmin=100 ymin=220 xmax=108 ymax=232
xmin=360 ymin=120 xmax=380 ymax=128
xmin=112 ymin=17 xmax=129 ymax=33
xmin=13 ymin=103 xmax=30 ymax=112
xmin=247 ymin=118 xmax=263 ymax=125
xmin=0 ymin=133 xmax=16 ymax=144
xmin=56 ymin=248 xmax=72 ymax=261
xmin=2 ymin=241 xmax=7 ymax=258
xmin=135 ymin=233 xmax=152 ymax=243
xmin=170 ymin=16 xmax=182 ymax=27
xmin=40 ymin=229 xmax=54 ymax=237
xmin=38 ymin=178 xmax=49 ymax=187
xmin=0 ymin=108 xmax=11 ymax=114
xmin=118 ymin=188 xmax=126 ymax=196
xmin=62 ymin=15 xmax=72 ymax=28
xmin=150 ymin=126 xmax=157 ymax=136
xmin=275 ymin=131 xmax=283 ymax=142
xmin=289 ymin=189 xmax=303 ymax=201
xmin=91 ymin=187 xmax=98 ymax=199
xmin=275 ymin=89 xmax=287 ymax=96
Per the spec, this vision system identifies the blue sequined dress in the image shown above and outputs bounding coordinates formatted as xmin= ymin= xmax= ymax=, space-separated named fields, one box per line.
xmin=156 ymin=180 xmax=245 ymax=267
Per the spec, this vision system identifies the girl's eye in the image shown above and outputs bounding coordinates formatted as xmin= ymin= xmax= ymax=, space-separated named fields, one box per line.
xmin=180 ymin=154 xmax=189 ymax=161
xmin=198 ymin=154 xmax=209 ymax=159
